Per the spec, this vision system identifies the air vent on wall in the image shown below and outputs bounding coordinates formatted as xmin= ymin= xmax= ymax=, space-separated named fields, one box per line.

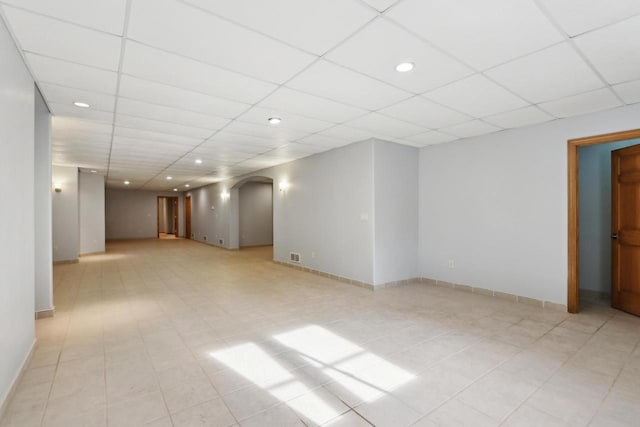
xmin=290 ymin=252 xmax=301 ymax=263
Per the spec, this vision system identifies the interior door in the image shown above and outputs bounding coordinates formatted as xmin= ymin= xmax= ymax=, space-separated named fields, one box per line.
xmin=611 ymin=144 xmax=640 ymax=316
xmin=185 ymin=196 xmax=192 ymax=239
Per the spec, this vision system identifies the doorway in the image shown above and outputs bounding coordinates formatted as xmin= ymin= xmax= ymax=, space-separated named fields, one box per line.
xmin=157 ymin=196 xmax=179 ymax=239
xmin=568 ymin=129 xmax=640 ymax=313
xmin=185 ymin=195 xmax=192 ymax=240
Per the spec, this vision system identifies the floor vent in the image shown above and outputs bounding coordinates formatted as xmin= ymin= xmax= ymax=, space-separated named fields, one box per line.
xmin=290 ymin=252 xmax=301 ymax=263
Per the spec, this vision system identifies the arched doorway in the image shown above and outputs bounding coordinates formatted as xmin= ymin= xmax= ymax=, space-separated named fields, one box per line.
xmin=229 ymin=176 xmax=274 ymax=257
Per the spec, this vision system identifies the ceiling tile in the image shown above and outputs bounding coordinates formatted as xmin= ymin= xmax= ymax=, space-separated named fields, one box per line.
xmin=360 ymin=0 xmax=400 ymax=12
xmin=319 ymin=125 xmax=380 ymax=142
xmin=613 ymin=79 xmax=640 ymax=105
xmin=52 ymin=116 xmax=113 ymax=135
xmin=237 ymin=107 xmax=334 ymax=134
xmin=486 ymin=43 xmax=603 ymax=103
xmin=538 ymin=88 xmax=623 ymax=118
xmin=574 ymin=15 xmax=640 ymax=84
xmin=424 ymin=74 xmax=528 ymax=117
xmin=26 ymin=53 xmax=118 ymax=94
xmin=183 ymin=0 xmax=376 ymax=55
xmin=40 ymin=84 xmax=116 ymax=112
xmin=0 ymin=0 xmax=128 ymax=35
xmin=483 ymin=106 xmax=554 ymax=129
xmin=118 ymin=75 xmax=249 ymax=118
xmin=127 ymin=0 xmax=316 ymax=83
xmin=122 ymin=42 xmax=276 ymax=105
xmin=112 ymin=136 xmax=196 ymax=153
xmin=270 ymin=143 xmax=326 ymax=156
xmin=297 ymin=134 xmax=355 ymax=148
xmin=402 ymin=131 xmax=459 ymax=146
xmin=205 ymin=131 xmax=282 ymax=149
xmin=538 ymin=0 xmax=640 ymax=36
xmin=379 ymin=96 xmax=470 ymax=129
xmin=4 ymin=6 xmax=122 ymax=70
xmin=286 ymin=60 xmax=411 ymax=110
xmin=223 ymin=121 xmax=308 ymax=144
xmin=49 ymin=103 xmax=114 ymax=123
xmin=117 ymin=98 xmax=229 ymax=130
xmin=326 ymin=18 xmax=472 ymax=93
xmin=260 ymin=87 xmax=367 ymax=123
xmin=387 ymin=0 xmax=563 ymax=70
xmin=203 ymin=140 xmax=269 ymax=155
xmin=345 ymin=112 xmax=428 ymax=138
xmin=116 ymin=114 xmax=212 ymax=139
xmin=440 ymin=120 xmax=501 ymax=138
xmin=114 ymin=126 xmax=202 ymax=146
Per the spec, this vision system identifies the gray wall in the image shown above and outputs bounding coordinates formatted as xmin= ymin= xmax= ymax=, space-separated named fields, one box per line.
xmin=239 ymin=182 xmax=273 ymax=247
xmin=578 ymin=138 xmax=640 ymax=294
xmin=106 ymin=189 xmax=184 ymax=239
xmin=79 ymin=172 xmax=105 ymax=254
xmin=34 ymin=88 xmax=53 ymax=314
xmin=187 ymin=140 xmax=375 ymax=284
xmin=373 ymin=140 xmax=419 ymax=285
xmin=419 ymin=103 xmax=640 ymax=305
xmin=0 ymin=16 xmax=36 ymax=411
xmin=52 ymin=165 xmax=79 ymax=262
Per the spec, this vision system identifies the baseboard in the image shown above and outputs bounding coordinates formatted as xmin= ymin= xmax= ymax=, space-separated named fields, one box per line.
xmin=0 ymin=338 xmax=36 ymax=421
xmin=35 ymin=308 xmax=55 ymax=319
xmin=272 ymin=260 xmax=375 ymax=289
xmin=79 ymin=251 xmax=105 ymax=257
xmin=419 ymin=277 xmax=567 ymax=312
xmin=53 ymin=259 xmax=78 ymax=265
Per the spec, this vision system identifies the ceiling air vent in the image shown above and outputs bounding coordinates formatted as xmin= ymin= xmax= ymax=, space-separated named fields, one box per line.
xmin=290 ymin=252 xmax=301 ymax=263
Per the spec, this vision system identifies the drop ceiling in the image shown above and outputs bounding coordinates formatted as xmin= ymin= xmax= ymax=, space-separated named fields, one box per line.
xmin=1 ymin=0 xmax=639 ymax=190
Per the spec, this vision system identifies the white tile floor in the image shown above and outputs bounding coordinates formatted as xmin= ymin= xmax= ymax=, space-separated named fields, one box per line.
xmin=1 ymin=239 xmax=639 ymax=427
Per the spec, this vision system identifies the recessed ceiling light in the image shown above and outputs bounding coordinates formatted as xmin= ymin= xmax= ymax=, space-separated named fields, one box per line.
xmin=166 ymin=176 xmax=173 ymax=180
xmin=90 ymin=170 xmax=97 ymax=173
xmin=185 ymin=184 xmax=190 ymax=188
xmin=124 ymin=180 xmax=130 ymax=185
xmin=395 ymin=62 xmax=414 ymax=72
xmin=268 ymin=117 xmax=282 ymax=125
xmin=195 ymin=159 xmax=203 ymax=164
xmin=173 ymin=188 xmax=178 ymax=192
xmin=73 ymin=101 xmax=90 ymax=108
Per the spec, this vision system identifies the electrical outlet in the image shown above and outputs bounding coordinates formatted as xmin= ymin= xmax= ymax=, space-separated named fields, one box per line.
xmin=448 ymin=260 xmax=455 ymax=269
xmin=311 ymin=251 xmax=315 ymax=259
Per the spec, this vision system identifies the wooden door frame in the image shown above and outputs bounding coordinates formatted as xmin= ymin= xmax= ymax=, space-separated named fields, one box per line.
xmin=567 ymin=129 xmax=640 ymax=313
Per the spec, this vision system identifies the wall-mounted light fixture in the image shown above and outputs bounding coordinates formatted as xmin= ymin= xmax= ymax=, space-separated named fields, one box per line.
xmin=279 ymin=180 xmax=290 ymax=193
xmin=220 ymin=190 xmax=230 ymax=201
xmin=54 ymin=182 xmax=62 ymax=193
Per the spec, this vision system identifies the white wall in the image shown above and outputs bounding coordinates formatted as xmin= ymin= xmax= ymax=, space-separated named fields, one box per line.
xmin=105 ymin=189 xmax=184 ymax=239
xmin=419 ymin=103 xmax=640 ymax=305
xmin=578 ymin=138 xmax=640 ymax=294
xmin=0 ymin=16 xmax=36 ymax=410
xmin=188 ymin=140 xmax=375 ymax=284
xmin=373 ymin=140 xmax=419 ymax=285
xmin=79 ymin=172 xmax=105 ymax=255
xmin=239 ymin=182 xmax=273 ymax=247
xmin=52 ymin=165 xmax=79 ymax=262
xmin=34 ymin=88 xmax=53 ymax=314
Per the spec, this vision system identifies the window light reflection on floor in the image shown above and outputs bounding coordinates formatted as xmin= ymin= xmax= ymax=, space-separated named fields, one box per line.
xmin=211 ymin=342 xmax=340 ymax=424
xmin=210 ymin=325 xmax=415 ymax=424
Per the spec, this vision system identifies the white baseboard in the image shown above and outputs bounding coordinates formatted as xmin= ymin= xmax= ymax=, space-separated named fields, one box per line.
xmin=0 ymin=338 xmax=37 ymax=421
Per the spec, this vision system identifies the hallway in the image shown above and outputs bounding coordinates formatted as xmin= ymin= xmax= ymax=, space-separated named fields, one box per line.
xmin=2 ymin=240 xmax=640 ymax=427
